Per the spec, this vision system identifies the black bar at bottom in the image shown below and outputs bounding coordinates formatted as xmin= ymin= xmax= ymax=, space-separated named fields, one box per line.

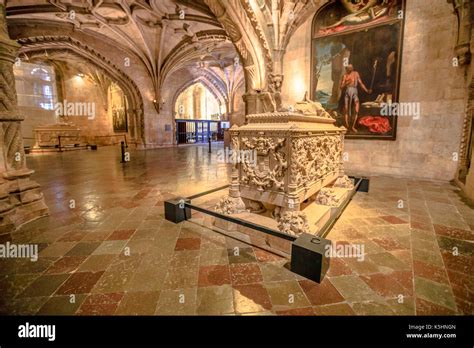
xmin=0 ymin=316 xmax=472 ymax=345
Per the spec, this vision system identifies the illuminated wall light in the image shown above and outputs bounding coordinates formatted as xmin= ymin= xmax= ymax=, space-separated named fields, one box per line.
xmin=292 ymin=74 xmax=306 ymax=101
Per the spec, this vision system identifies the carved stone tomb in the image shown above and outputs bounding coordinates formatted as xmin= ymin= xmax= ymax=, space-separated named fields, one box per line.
xmin=215 ymin=98 xmax=354 ymax=251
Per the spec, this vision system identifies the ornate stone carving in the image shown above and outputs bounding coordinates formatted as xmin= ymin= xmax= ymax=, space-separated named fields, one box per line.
xmin=215 ymin=196 xmax=246 ymax=214
xmin=277 ymin=211 xmax=310 ymax=236
xmin=447 ymin=0 xmax=472 ymax=66
xmin=241 ymin=0 xmax=273 ymax=72
xmin=315 ymin=188 xmax=340 ymax=207
xmin=0 ymin=3 xmax=48 ymax=232
xmin=204 ymin=0 xmax=267 ymax=91
xmin=218 ymin=93 xmax=347 ymax=236
xmin=294 ymin=92 xmax=333 ymax=118
xmin=240 ymin=136 xmax=287 ymax=191
xmin=290 ymin=136 xmax=342 ymax=188
xmin=2 ymin=121 xmax=25 ymax=170
xmin=0 ymin=62 xmax=18 ymax=115
xmin=334 ymin=175 xmax=355 ymax=190
xmin=452 ymin=0 xmax=473 ymax=189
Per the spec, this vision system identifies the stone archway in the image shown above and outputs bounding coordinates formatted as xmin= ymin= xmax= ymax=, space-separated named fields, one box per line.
xmin=16 ymin=36 xmax=145 ymax=145
xmin=202 ymin=0 xmax=271 ymax=114
xmin=202 ymin=0 xmax=329 ymax=115
xmin=203 ymin=0 xmax=269 ymax=93
xmin=172 ymin=77 xmax=227 ymax=120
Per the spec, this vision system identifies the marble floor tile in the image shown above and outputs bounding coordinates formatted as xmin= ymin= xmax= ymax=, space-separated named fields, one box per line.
xmin=196 ymin=285 xmax=234 ymax=315
xmin=0 ymin=146 xmax=470 ymax=315
xmin=264 ymin=280 xmax=311 ymax=311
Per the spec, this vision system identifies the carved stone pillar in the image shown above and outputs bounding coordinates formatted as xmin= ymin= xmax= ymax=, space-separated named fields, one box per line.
xmin=0 ymin=2 xmax=48 ymax=232
xmin=229 ymin=128 xmax=241 ymax=199
xmin=192 ymin=85 xmax=201 ymax=119
xmin=451 ymin=0 xmax=474 ymax=199
xmin=242 ymin=93 xmax=259 ymax=115
xmin=218 ymin=126 xmax=246 ymax=214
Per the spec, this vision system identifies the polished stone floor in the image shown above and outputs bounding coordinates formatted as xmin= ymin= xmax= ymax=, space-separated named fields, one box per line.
xmin=0 ymin=145 xmax=472 ymax=315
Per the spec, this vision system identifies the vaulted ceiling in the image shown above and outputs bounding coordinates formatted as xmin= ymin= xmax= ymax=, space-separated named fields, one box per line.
xmin=7 ymin=1 xmax=223 ymax=69
xmin=5 ymin=0 xmax=326 ymax=111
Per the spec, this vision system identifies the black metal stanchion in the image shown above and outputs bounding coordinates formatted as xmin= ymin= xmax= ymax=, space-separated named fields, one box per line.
xmin=120 ymin=141 xmax=126 ymax=163
xmin=58 ymin=136 xmax=62 ymax=152
xmin=208 ymin=136 xmax=211 ymax=153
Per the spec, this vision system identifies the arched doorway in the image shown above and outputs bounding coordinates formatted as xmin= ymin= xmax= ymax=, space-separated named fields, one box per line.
xmin=174 ymin=82 xmax=227 ymax=144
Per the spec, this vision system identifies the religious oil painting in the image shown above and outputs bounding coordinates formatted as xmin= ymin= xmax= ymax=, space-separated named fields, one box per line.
xmin=311 ymin=0 xmax=405 ymax=139
xmin=108 ymin=82 xmax=128 ymax=133
xmin=112 ymin=106 xmax=128 ymax=133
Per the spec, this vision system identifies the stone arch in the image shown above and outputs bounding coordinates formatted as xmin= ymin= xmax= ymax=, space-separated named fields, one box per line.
xmin=14 ymin=35 xmax=145 ymax=144
xmin=172 ymin=76 xmax=227 ymax=115
xmin=159 ymin=30 xmax=232 ymax=88
xmin=172 ymin=77 xmax=227 ymax=120
xmin=203 ymin=0 xmax=269 ymax=93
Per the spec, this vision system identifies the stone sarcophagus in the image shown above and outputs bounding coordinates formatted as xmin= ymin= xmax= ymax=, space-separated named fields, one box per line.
xmin=233 ymin=112 xmax=345 ymax=210
xmin=34 ymin=123 xmax=81 ymax=148
xmin=216 ymin=96 xmax=354 ymax=238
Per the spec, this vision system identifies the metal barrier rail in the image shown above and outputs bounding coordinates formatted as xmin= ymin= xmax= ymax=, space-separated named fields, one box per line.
xmin=184 ymin=202 xmax=297 ymax=242
xmin=317 ymin=177 xmax=363 ymax=238
xmin=55 ymin=135 xmax=129 ymax=152
xmin=165 ymin=176 xmax=370 ymax=283
xmin=170 ymin=176 xmax=368 ymax=242
xmin=92 ymin=134 xmax=129 ymax=147
xmin=24 ymin=135 xmax=139 ymax=160
xmin=186 ymin=184 xmax=229 ymax=200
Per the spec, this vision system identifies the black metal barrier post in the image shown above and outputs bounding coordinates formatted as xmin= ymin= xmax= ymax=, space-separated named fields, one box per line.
xmin=357 ymin=177 xmax=370 ymax=192
xmin=164 ymin=177 xmax=370 ymax=283
xmin=58 ymin=136 xmax=62 ymax=152
xmin=120 ymin=141 xmax=126 ymax=163
xmin=291 ymin=234 xmax=331 ymax=283
xmin=208 ymin=137 xmax=211 ymax=153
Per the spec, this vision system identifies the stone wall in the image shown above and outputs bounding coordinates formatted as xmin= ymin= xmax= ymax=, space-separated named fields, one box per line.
xmin=20 ymin=107 xmax=56 ymax=147
xmin=7 ymin=21 xmax=167 ymax=147
xmin=18 ymin=69 xmax=127 ymax=146
xmin=282 ymin=0 xmax=465 ymax=181
xmin=160 ymin=67 xmax=195 ymax=145
xmin=61 ymin=72 xmax=116 ymax=145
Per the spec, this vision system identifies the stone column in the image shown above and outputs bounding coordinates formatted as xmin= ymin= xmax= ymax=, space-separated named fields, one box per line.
xmin=0 ymin=1 xmax=48 ymax=232
xmin=242 ymin=93 xmax=259 ymax=115
xmin=193 ymin=85 xmax=201 ymax=119
xmin=453 ymin=0 xmax=473 ymax=197
xmin=225 ymin=128 xmax=245 ymax=213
